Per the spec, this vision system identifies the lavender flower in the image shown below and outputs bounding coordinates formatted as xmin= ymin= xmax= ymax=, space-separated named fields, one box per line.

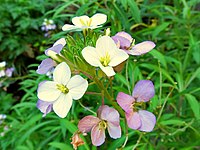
xmin=78 ymin=105 xmax=121 ymax=146
xmin=117 ymin=80 xmax=156 ymax=132
xmin=112 ymin=31 xmax=155 ymax=55
xmin=36 ymin=99 xmax=53 ymax=117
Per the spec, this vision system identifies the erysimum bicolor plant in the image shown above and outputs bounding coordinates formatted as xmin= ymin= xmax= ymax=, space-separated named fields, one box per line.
xmin=35 ymin=12 xmax=157 ymax=149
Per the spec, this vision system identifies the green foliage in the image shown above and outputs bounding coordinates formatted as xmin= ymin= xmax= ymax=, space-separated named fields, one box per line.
xmin=1 ymin=0 xmax=200 ymax=149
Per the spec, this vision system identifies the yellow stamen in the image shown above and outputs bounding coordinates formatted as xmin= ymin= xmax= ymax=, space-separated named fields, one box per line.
xmin=56 ymin=84 xmax=69 ymax=94
xmin=98 ymin=120 xmax=107 ymax=129
xmin=99 ymin=52 xmax=111 ymax=67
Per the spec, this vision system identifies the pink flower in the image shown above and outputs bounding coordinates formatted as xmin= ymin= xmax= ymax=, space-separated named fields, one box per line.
xmin=78 ymin=105 xmax=121 ymax=146
xmin=117 ymin=80 xmax=156 ymax=132
xmin=112 ymin=31 xmax=155 ymax=55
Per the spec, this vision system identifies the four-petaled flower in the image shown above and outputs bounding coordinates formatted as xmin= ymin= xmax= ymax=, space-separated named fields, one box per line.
xmin=78 ymin=105 xmax=121 ymax=146
xmin=117 ymin=80 xmax=156 ymax=132
xmin=37 ymin=62 xmax=88 ymax=118
xmin=36 ymin=38 xmax=66 ymax=74
xmin=112 ymin=31 xmax=155 ymax=55
xmin=82 ymin=36 xmax=129 ymax=77
xmin=62 ymin=13 xmax=107 ymax=31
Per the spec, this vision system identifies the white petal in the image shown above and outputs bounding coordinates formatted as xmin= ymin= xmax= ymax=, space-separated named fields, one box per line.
xmin=99 ymin=65 xmax=115 ymax=77
xmin=96 ymin=36 xmax=118 ymax=56
xmin=53 ymin=62 xmax=71 ymax=85
xmin=53 ymin=94 xmax=72 ymax=118
xmin=62 ymin=24 xmax=80 ymax=31
xmin=72 ymin=15 xmax=90 ymax=27
xmin=67 ymin=75 xmax=88 ymax=100
xmin=53 ymin=38 xmax=66 ymax=47
xmin=109 ymin=49 xmax=129 ymax=67
xmin=91 ymin=13 xmax=107 ymax=26
xmin=37 ymin=81 xmax=61 ymax=102
xmin=82 ymin=46 xmax=100 ymax=67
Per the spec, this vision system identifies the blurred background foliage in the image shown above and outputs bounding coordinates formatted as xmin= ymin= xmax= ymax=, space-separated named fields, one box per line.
xmin=0 ymin=0 xmax=200 ymax=149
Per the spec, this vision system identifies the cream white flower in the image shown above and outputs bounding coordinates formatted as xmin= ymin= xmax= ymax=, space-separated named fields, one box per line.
xmin=37 ymin=62 xmax=88 ymax=118
xmin=82 ymin=36 xmax=129 ymax=76
xmin=62 ymin=13 xmax=107 ymax=31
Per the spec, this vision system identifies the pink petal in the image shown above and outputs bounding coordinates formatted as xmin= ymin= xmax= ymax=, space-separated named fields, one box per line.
xmin=107 ymin=122 xmax=121 ymax=139
xmin=132 ymin=80 xmax=155 ymax=102
xmin=91 ymin=124 xmax=105 ymax=146
xmin=128 ymin=41 xmax=155 ymax=55
xmin=126 ymin=111 xmax=141 ymax=130
xmin=116 ymin=92 xmax=134 ymax=113
xmin=138 ymin=110 xmax=156 ymax=132
xmin=116 ymin=31 xmax=133 ymax=42
xmin=112 ymin=35 xmax=131 ymax=50
xmin=97 ymin=105 xmax=120 ymax=125
xmin=78 ymin=116 xmax=100 ymax=133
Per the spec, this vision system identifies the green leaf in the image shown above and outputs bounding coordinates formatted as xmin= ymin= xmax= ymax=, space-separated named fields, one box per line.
xmin=185 ymin=94 xmax=200 ymax=119
xmin=49 ymin=142 xmax=73 ymax=150
xmin=149 ymin=50 xmax=167 ymax=69
xmin=127 ymin=0 xmax=141 ymax=23
xmin=160 ymin=119 xmax=185 ymax=126
xmin=152 ymin=22 xmax=170 ymax=39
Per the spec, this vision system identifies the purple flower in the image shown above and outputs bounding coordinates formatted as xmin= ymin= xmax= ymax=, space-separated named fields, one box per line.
xmin=5 ymin=67 xmax=14 ymax=77
xmin=78 ymin=105 xmax=121 ymax=146
xmin=36 ymin=38 xmax=66 ymax=75
xmin=112 ymin=31 xmax=155 ymax=55
xmin=36 ymin=99 xmax=53 ymax=117
xmin=116 ymin=80 xmax=156 ymax=132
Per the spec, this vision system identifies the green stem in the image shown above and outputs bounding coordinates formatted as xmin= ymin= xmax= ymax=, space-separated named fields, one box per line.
xmin=93 ymin=77 xmax=125 ymax=117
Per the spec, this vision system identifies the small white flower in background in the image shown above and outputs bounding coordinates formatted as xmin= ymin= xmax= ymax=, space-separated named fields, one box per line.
xmin=82 ymin=36 xmax=129 ymax=77
xmin=62 ymin=13 xmax=107 ymax=31
xmin=0 ymin=61 xmax=6 ymax=68
xmin=37 ymin=62 xmax=88 ymax=118
xmin=41 ymin=18 xmax=56 ymax=32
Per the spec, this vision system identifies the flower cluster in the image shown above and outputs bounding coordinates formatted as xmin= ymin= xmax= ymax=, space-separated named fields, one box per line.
xmin=0 ymin=61 xmax=14 ymax=78
xmin=36 ymin=13 xmax=156 ymax=148
xmin=41 ymin=18 xmax=57 ymax=37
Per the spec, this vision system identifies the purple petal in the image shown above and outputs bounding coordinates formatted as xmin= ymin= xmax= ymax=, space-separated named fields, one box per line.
xmin=138 ymin=110 xmax=156 ymax=132
xmin=132 ymin=80 xmax=155 ymax=102
xmin=116 ymin=32 xmax=133 ymax=42
xmin=116 ymin=92 xmax=134 ymax=113
xmin=107 ymin=122 xmax=121 ymax=139
xmin=36 ymin=58 xmax=56 ymax=74
xmin=45 ymin=44 xmax=64 ymax=56
xmin=5 ymin=68 xmax=14 ymax=77
xmin=98 ymin=105 xmax=120 ymax=125
xmin=112 ymin=35 xmax=131 ymax=50
xmin=128 ymin=41 xmax=155 ymax=55
xmin=36 ymin=99 xmax=53 ymax=117
xmin=126 ymin=111 xmax=141 ymax=130
xmin=78 ymin=116 xmax=100 ymax=133
xmin=91 ymin=124 xmax=105 ymax=146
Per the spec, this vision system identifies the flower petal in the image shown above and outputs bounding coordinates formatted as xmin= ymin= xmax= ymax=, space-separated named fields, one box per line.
xmin=112 ymin=35 xmax=131 ymax=50
xmin=116 ymin=31 xmax=133 ymax=43
xmin=37 ymin=81 xmax=61 ymax=102
xmin=53 ymin=93 xmax=72 ymax=118
xmin=99 ymin=65 xmax=115 ymax=77
xmin=96 ymin=36 xmax=118 ymax=56
xmin=109 ymin=49 xmax=129 ymax=67
xmin=98 ymin=105 xmax=120 ymax=125
xmin=82 ymin=46 xmax=100 ymax=67
xmin=72 ymin=15 xmax=90 ymax=27
xmin=36 ymin=58 xmax=56 ymax=74
xmin=126 ymin=111 xmax=141 ymax=130
xmin=53 ymin=62 xmax=71 ymax=85
xmin=128 ymin=41 xmax=155 ymax=55
xmin=138 ymin=110 xmax=156 ymax=132
xmin=90 ymin=13 xmax=107 ymax=26
xmin=53 ymin=38 xmax=66 ymax=47
xmin=62 ymin=24 xmax=80 ymax=31
xmin=78 ymin=115 xmax=100 ymax=133
xmin=45 ymin=44 xmax=64 ymax=56
xmin=67 ymin=75 xmax=88 ymax=100
xmin=116 ymin=92 xmax=134 ymax=113
xmin=132 ymin=80 xmax=155 ymax=102
xmin=91 ymin=124 xmax=105 ymax=146
xmin=107 ymin=122 xmax=121 ymax=139
xmin=36 ymin=99 xmax=52 ymax=117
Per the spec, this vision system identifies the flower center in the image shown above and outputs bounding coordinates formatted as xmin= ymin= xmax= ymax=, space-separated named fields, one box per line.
xmin=56 ymin=84 xmax=69 ymax=94
xmin=99 ymin=52 xmax=111 ymax=67
xmin=131 ymin=101 xmax=144 ymax=112
xmin=79 ymin=18 xmax=92 ymax=27
xmin=98 ymin=120 xmax=107 ymax=129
